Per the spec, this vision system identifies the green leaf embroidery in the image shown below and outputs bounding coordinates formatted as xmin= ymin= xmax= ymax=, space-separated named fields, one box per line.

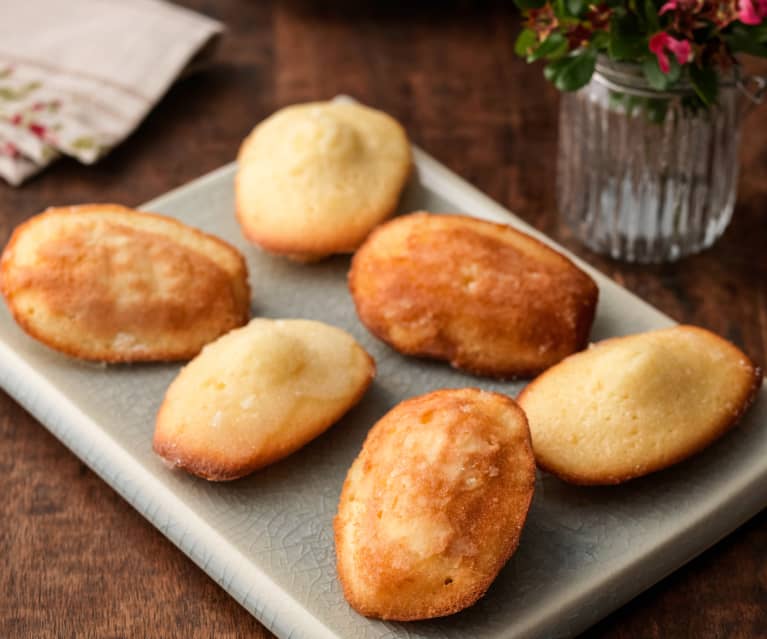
xmin=70 ymin=136 xmax=97 ymax=150
xmin=0 ymin=81 xmax=41 ymax=101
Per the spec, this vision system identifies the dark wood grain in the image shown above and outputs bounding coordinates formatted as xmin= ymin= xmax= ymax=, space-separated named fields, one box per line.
xmin=1 ymin=1 xmax=765 ymax=637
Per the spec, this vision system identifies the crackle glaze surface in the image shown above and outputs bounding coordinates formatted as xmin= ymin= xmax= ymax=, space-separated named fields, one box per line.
xmin=0 ymin=143 xmax=764 ymax=639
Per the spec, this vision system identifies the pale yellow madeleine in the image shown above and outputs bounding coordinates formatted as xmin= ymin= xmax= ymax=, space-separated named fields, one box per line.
xmin=154 ymin=318 xmax=375 ymax=481
xmin=518 ymin=325 xmax=761 ymax=484
xmin=236 ymin=101 xmax=411 ymax=260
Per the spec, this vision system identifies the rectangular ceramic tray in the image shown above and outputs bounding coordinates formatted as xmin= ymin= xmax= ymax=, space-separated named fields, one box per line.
xmin=1 ymin=135 xmax=765 ymax=639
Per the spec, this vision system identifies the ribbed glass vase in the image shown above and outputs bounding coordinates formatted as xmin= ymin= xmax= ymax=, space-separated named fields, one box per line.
xmin=557 ymin=59 xmax=742 ymax=263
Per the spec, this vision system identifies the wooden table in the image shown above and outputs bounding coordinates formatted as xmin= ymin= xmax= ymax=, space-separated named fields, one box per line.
xmin=2 ymin=1 xmax=765 ymax=637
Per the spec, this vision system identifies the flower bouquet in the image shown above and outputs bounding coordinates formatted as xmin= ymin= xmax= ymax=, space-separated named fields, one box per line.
xmin=515 ymin=0 xmax=767 ymax=262
xmin=515 ymin=0 xmax=767 ymax=108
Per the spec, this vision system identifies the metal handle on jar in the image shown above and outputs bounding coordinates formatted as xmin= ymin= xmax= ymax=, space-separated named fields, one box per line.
xmin=736 ymin=74 xmax=766 ymax=117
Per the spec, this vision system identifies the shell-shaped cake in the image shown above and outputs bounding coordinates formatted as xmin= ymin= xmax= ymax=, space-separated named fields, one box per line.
xmin=153 ymin=318 xmax=375 ymax=481
xmin=236 ymin=101 xmax=411 ymax=261
xmin=0 ymin=204 xmax=250 ymax=362
xmin=335 ymin=388 xmax=535 ymax=620
xmin=518 ymin=325 xmax=762 ymax=485
xmin=349 ymin=212 xmax=599 ymax=378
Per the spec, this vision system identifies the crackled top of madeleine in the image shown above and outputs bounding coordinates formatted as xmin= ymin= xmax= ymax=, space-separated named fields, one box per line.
xmin=335 ymin=388 xmax=535 ymax=620
xmin=349 ymin=212 xmax=598 ymax=378
xmin=518 ymin=325 xmax=761 ymax=485
xmin=0 ymin=204 xmax=250 ymax=362
xmin=236 ymin=101 xmax=411 ymax=260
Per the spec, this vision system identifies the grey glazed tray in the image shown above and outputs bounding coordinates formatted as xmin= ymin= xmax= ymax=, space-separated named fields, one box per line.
xmin=1 ymin=145 xmax=765 ymax=639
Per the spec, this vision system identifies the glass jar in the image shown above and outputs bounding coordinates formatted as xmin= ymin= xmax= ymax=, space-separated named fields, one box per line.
xmin=556 ymin=59 xmax=763 ymax=263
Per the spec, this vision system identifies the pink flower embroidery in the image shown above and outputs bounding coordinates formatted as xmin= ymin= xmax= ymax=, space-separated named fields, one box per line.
xmin=739 ymin=0 xmax=767 ymax=24
xmin=28 ymin=122 xmax=47 ymax=138
xmin=2 ymin=141 xmax=19 ymax=158
xmin=649 ymin=33 xmax=694 ymax=73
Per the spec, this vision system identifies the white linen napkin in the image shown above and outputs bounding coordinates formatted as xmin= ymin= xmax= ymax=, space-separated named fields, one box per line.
xmin=0 ymin=0 xmax=223 ymax=185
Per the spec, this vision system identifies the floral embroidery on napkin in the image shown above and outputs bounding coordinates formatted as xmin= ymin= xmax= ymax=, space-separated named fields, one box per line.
xmin=0 ymin=0 xmax=222 ymax=186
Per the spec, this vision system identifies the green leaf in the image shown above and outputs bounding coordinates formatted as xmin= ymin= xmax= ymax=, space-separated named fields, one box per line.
xmin=528 ymin=32 xmax=567 ymax=61
xmin=642 ymin=0 xmax=659 ymax=32
xmin=667 ymin=57 xmax=681 ymax=84
xmin=566 ymin=0 xmax=585 ymax=16
xmin=641 ymin=56 xmax=680 ymax=91
xmin=591 ymin=31 xmax=610 ymax=51
xmin=547 ymin=37 xmax=570 ymax=60
xmin=725 ymin=25 xmax=767 ymax=58
xmin=554 ymin=50 xmax=598 ymax=91
xmin=608 ymin=13 xmax=648 ymax=60
xmin=625 ymin=95 xmax=645 ymax=116
xmin=645 ymin=98 xmax=670 ymax=124
xmin=608 ymin=89 xmax=627 ymax=110
xmin=515 ymin=29 xmax=538 ymax=58
xmin=513 ymin=0 xmax=547 ymax=9
xmin=689 ymin=65 xmax=718 ymax=106
xmin=642 ymin=57 xmax=668 ymax=90
xmin=544 ymin=57 xmax=572 ymax=81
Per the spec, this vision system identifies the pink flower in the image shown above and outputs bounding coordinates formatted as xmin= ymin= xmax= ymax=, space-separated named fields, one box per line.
xmin=739 ymin=0 xmax=767 ymax=24
xmin=649 ymin=33 xmax=694 ymax=73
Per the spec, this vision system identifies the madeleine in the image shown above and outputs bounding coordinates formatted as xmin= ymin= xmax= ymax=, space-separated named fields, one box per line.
xmin=335 ymin=388 xmax=535 ymax=620
xmin=349 ymin=212 xmax=598 ymax=378
xmin=154 ymin=318 xmax=375 ymax=481
xmin=0 ymin=204 xmax=249 ymax=362
xmin=518 ymin=325 xmax=761 ymax=484
xmin=236 ymin=101 xmax=411 ymax=261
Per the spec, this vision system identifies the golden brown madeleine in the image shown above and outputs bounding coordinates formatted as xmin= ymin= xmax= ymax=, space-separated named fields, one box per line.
xmin=235 ymin=101 xmax=411 ymax=261
xmin=349 ymin=212 xmax=598 ymax=378
xmin=335 ymin=388 xmax=535 ymax=620
xmin=0 ymin=204 xmax=249 ymax=362
xmin=518 ymin=325 xmax=762 ymax=485
xmin=154 ymin=318 xmax=375 ymax=481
